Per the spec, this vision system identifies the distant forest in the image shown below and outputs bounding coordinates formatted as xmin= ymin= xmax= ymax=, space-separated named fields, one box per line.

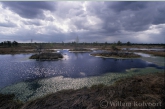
xmin=0 ymin=40 xmax=164 ymax=47
xmin=0 ymin=41 xmax=18 ymax=47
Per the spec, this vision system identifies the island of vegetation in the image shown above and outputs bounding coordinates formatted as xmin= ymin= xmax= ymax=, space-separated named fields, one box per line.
xmin=29 ymin=53 xmax=63 ymax=60
xmin=0 ymin=72 xmax=164 ymax=109
xmin=91 ymin=51 xmax=141 ymax=58
xmin=69 ymin=48 xmax=92 ymax=52
xmin=91 ymin=44 xmax=141 ymax=58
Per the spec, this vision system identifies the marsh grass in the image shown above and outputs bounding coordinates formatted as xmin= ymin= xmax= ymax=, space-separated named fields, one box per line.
xmin=1 ymin=72 xmax=163 ymax=109
xmin=0 ymin=93 xmax=23 ymax=109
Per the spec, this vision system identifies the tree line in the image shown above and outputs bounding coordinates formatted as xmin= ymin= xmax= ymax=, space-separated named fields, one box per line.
xmin=0 ymin=40 xmax=164 ymax=47
xmin=0 ymin=41 xmax=18 ymax=47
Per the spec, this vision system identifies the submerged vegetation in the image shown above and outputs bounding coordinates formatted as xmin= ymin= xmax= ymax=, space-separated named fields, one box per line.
xmin=0 ymin=72 xmax=164 ymax=109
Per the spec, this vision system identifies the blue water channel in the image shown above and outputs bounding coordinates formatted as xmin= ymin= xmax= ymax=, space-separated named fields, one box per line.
xmin=0 ymin=49 xmax=164 ymax=89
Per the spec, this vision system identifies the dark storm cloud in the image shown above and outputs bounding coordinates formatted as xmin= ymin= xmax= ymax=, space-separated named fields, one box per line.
xmin=86 ymin=1 xmax=165 ymax=34
xmin=153 ymin=7 xmax=165 ymax=25
xmin=110 ymin=1 xmax=147 ymax=12
xmin=1 ymin=1 xmax=56 ymax=19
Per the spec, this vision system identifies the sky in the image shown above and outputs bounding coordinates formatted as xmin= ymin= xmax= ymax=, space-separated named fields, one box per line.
xmin=0 ymin=1 xmax=165 ymax=43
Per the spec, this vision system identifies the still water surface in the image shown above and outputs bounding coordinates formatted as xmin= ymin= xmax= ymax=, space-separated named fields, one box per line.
xmin=0 ymin=50 xmax=164 ymax=89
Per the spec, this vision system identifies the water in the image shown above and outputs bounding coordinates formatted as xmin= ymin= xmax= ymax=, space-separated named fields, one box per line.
xmin=0 ymin=50 xmax=164 ymax=89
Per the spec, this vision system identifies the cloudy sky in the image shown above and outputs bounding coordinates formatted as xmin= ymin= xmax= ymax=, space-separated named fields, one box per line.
xmin=0 ymin=1 xmax=165 ymax=43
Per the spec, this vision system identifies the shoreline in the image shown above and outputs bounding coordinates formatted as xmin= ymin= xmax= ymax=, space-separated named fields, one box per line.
xmin=0 ymin=72 xmax=164 ymax=109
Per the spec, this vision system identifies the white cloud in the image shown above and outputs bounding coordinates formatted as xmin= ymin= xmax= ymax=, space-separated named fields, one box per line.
xmin=0 ymin=1 xmax=165 ymax=43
